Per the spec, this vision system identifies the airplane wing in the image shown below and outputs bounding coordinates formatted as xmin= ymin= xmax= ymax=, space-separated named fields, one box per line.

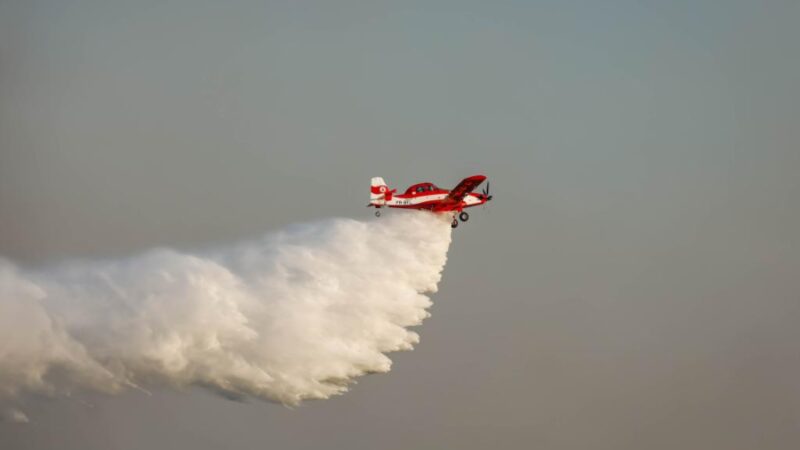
xmin=443 ymin=175 xmax=486 ymax=204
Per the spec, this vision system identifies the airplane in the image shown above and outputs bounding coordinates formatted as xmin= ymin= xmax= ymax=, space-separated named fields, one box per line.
xmin=368 ymin=174 xmax=492 ymax=228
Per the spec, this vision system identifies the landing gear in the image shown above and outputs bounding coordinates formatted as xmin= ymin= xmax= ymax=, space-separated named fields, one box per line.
xmin=375 ymin=210 xmax=381 ymax=217
xmin=451 ymin=218 xmax=459 ymax=228
xmin=459 ymin=211 xmax=469 ymax=222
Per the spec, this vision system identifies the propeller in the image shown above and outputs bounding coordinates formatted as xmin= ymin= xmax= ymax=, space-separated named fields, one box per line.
xmin=481 ymin=181 xmax=493 ymax=201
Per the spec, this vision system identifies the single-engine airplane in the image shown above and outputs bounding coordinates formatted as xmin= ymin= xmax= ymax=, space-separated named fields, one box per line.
xmin=368 ymin=175 xmax=492 ymax=228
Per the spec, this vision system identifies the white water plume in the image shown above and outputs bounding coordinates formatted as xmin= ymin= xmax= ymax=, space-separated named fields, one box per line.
xmin=0 ymin=213 xmax=452 ymax=415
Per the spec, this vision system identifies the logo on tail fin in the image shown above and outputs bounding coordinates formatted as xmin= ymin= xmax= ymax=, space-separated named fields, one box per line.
xmin=370 ymin=177 xmax=391 ymax=204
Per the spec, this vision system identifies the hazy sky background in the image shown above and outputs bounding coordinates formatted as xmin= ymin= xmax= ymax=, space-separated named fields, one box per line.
xmin=1 ymin=0 xmax=799 ymax=449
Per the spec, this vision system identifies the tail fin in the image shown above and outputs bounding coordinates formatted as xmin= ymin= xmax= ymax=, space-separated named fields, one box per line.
xmin=370 ymin=177 xmax=391 ymax=205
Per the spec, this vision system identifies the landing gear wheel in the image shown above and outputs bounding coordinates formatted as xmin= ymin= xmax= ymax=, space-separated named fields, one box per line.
xmin=459 ymin=211 xmax=469 ymax=222
xmin=375 ymin=210 xmax=381 ymax=217
xmin=451 ymin=219 xmax=459 ymax=228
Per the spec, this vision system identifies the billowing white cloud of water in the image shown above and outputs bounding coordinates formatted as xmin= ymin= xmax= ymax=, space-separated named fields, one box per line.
xmin=0 ymin=213 xmax=452 ymax=418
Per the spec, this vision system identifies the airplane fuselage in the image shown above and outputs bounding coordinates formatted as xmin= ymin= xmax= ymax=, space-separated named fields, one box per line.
xmin=382 ymin=190 xmax=485 ymax=211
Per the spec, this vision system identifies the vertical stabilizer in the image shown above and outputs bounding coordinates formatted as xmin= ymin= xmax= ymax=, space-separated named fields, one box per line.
xmin=370 ymin=177 xmax=390 ymax=204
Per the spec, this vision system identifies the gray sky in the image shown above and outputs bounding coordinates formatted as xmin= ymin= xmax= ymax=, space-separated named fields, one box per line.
xmin=1 ymin=0 xmax=799 ymax=449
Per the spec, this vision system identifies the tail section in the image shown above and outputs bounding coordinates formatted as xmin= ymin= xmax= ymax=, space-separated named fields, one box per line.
xmin=370 ymin=177 xmax=391 ymax=205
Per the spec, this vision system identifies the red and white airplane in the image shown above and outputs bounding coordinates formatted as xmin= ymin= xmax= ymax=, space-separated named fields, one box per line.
xmin=368 ymin=174 xmax=492 ymax=228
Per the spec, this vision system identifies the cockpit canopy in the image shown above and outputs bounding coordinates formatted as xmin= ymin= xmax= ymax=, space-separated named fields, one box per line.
xmin=405 ymin=182 xmax=440 ymax=195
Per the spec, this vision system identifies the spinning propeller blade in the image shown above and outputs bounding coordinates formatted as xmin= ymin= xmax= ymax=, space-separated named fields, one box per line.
xmin=482 ymin=181 xmax=493 ymax=201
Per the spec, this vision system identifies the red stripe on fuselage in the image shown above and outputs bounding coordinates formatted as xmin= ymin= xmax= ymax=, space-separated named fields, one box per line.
xmin=386 ymin=192 xmax=485 ymax=212
xmin=393 ymin=189 xmax=449 ymax=199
